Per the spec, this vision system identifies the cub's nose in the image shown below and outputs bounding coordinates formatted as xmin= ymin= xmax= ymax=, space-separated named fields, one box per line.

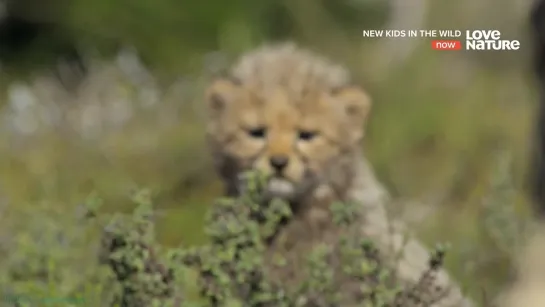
xmin=269 ymin=155 xmax=289 ymax=172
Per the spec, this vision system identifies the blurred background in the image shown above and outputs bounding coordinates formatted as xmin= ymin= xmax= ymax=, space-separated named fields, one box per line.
xmin=0 ymin=0 xmax=539 ymax=301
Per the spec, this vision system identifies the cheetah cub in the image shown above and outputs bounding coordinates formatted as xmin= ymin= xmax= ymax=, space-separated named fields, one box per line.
xmin=204 ymin=42 xmax=474 ymax=307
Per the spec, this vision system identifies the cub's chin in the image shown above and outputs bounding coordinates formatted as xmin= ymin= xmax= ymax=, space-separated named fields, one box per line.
xmin=266 ymin=177 xmax=296 ymax=200
xmin=264 ymin=176 xmax=317 ymax=206
xmin=236 ymin=171 xmax=317 ymax=205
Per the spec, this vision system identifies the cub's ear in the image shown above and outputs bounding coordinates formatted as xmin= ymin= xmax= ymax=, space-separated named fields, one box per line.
xmin=331 ymin=85 xmax=372 ymax=126
xmin=205 ymin=76 xmax=241 ymax=115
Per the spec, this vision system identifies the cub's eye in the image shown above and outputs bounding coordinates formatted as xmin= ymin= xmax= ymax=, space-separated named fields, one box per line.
xmin=298 ymin=130 xmax=317 ymax=141
xmin=247 ymin=127 xmax=267 ymax=138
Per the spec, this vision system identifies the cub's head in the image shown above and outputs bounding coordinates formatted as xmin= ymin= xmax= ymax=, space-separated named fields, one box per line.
xmin=204 ymin=76 xmax=371 ymax=203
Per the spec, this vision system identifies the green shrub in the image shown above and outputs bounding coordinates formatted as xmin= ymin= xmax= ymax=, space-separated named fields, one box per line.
xmin=0 ymin=170 xmax=461 ymax=306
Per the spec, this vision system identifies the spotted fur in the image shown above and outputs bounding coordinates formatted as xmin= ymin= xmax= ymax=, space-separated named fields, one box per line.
xmin=205 ymin=42 xmax=371 ymax=206
xmin=203 ymin=42 xmax=474 ymax=307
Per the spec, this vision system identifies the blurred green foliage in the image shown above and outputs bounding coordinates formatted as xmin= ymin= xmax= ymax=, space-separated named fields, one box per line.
xmin=4 ymin=0 xmax=389 ymax=79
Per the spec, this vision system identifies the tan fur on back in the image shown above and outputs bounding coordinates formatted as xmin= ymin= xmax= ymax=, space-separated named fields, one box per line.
xmin=500 ymin=226 xmax=545 ymax=307
xmin=204 ymin=42 xmax=474 ymax=307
